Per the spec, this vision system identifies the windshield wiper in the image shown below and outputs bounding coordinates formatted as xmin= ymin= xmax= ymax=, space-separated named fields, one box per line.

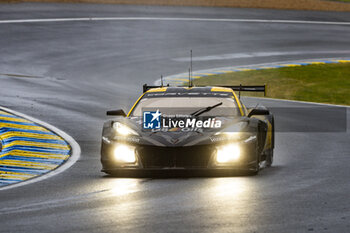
xmin=190 ymin=102 xmax=223 ymax=117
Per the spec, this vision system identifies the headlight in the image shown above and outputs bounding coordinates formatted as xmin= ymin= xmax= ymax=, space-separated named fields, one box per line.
xmin=113 ymin=122 xmax=139 ymax=136
xmin=114 ymin=144 xmax=136 ymax=163
xmin=216 ymin=144 xmax=241 ymax=163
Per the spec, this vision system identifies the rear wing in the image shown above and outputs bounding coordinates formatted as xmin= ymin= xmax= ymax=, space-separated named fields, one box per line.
xmin=142 ymin=84 xmax=265 ymax=98
xmin=143 ymin=84 xmax=169 ymax=93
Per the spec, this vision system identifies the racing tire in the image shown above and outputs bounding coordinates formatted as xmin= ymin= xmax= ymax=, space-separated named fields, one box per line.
xmin=247 ymin=142 xmax=260 ymax=176
xmin=266 ymin=116 xmax=275 ymax=167
xmin=265 ymin=149 xmax=274 ymax=167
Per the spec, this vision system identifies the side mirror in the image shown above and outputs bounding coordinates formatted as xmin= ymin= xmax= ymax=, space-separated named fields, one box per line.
xmin=106 ymin=109 xmax=127 ymax=117
xmin=248 ymin=108 xmax=269 ymax=117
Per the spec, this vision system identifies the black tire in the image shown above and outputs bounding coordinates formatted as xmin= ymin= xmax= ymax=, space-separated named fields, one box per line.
xmin=265 ymin=149 xmax=274 ymax=167
xmin=247 ymin=142 xmax=260 ymax=176
xmin=247 ymin=164 xmax=259 ymax=176
xmin=102 ymin=169 xmax=113 ymax=175
xmin=266 ymin=116 xmax=275 ymax=167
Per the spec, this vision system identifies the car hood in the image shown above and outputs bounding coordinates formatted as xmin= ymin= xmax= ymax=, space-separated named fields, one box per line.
xmin=111 ymin=116 xmax=251 ymax=147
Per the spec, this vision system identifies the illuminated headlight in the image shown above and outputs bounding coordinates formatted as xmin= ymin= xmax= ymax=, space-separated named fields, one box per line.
xmin=113 ymin=122 xmax=139 ymax=136
xmin=216 ymin=144 xmax=241 ymax=163
xmin=114 ymin=144 xmax=136 ymax=163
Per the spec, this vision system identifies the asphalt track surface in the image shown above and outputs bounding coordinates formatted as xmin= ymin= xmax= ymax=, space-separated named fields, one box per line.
xmin=0 ymin=3 xmax=350 ymax=233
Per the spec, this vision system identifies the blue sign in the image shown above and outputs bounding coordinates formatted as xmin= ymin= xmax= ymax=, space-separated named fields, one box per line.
xmin=143 ymin=110 xmax=161 ymax=129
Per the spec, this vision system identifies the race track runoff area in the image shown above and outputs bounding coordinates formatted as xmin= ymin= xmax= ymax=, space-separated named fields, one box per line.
xmin=0 ymin=109 xmax=71 ymax=187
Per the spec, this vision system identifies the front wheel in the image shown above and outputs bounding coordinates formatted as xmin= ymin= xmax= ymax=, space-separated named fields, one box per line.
xmin=247 ymin=142 xmax=260 ymax=176
xmin=247 ymin=159 xmax=260 ymax=176
xmin=265 ymin=149 xmax=274 ymax=167
xmin=266 ymin=115 xmax=275 ymax=167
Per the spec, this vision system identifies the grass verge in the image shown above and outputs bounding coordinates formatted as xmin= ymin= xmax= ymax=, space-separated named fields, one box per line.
xmin=329 ymin=0 xmax=350 ymax=2
xmin=194 ymin=63 xmax=350 ymax=106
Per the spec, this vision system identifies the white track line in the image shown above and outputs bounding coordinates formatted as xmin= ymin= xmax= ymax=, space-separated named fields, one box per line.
xmin=0 ymin=106 xmax=81 ymax=191
xmin=0 ymin=17 xmax=350 ymax=25
xmin=174 ymin=51 xmax=350 ymax=62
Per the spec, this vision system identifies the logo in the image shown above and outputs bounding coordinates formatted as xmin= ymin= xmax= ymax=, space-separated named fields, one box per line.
xmin=143 ymin=110 xmax=161 ymax=129
xmin=171 ymin=138 xmax=180 ymax=144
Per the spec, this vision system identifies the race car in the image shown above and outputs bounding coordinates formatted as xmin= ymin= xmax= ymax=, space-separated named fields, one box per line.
xmin=101 ymin=85 xmax=274 ymax=176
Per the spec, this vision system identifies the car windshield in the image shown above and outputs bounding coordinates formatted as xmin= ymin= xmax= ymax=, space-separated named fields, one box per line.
xmin=131 ymin=97 xmax=239 ymax=117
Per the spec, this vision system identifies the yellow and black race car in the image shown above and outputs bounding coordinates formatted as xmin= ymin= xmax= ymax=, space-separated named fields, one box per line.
xmin=101 ymin=85 xmax=274 ymax=176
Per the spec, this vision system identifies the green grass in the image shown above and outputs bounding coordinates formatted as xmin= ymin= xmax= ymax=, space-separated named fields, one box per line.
xmin=328 ymin=0 xmax=350 ymax=2
xmin=194 ymin=63 xmax=350 ymax=106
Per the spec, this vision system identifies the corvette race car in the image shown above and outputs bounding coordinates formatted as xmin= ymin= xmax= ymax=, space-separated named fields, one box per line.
xmin=101 ymin=85 xmax=274 ymax=175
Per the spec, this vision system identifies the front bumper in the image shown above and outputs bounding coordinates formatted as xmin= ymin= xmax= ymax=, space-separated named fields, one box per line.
xmin=101 ymin=167 xmax=257 ymax=177
xmin=100 ymin=137 xmax=258 ymax=173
